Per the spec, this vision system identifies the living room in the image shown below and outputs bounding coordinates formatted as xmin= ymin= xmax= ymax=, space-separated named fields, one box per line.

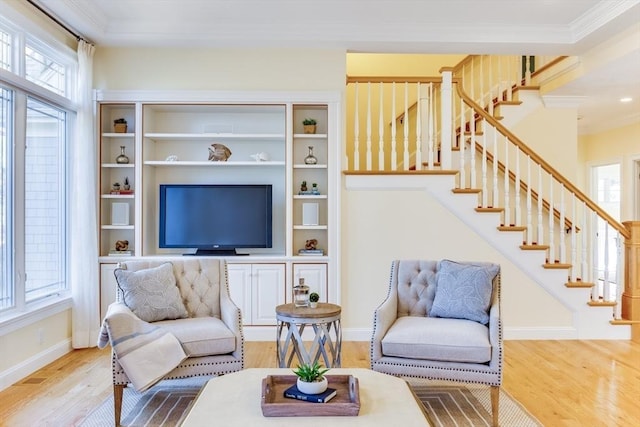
xmin=0 ymin=1 xmax=639 ymax=425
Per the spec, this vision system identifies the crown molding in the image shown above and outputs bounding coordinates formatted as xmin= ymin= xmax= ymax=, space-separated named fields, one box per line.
xmin=571 ymin=0 xmax=640 ymax=41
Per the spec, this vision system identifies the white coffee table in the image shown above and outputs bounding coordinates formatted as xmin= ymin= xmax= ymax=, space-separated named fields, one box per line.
xmin=180 ymin=368 xmax=431 ymax=426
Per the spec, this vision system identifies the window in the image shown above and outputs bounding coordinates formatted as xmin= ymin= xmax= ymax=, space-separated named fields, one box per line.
xmin=0 ymin=18 xmax=75 ymax=316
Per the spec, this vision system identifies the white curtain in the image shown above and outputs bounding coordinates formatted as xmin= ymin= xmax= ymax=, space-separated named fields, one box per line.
xmin=71 ymin=40 xmax=100 ymax=348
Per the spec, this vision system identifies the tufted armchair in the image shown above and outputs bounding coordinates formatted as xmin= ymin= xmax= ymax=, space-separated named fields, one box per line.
xmin=108 ymin=258 xmax=243 ymax=426
xmin=371 ymin=260 xmax=502 ymax=426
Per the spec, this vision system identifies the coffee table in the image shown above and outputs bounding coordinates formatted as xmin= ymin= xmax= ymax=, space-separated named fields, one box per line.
xmin=179 ymin=368 xmax=431 ymax=426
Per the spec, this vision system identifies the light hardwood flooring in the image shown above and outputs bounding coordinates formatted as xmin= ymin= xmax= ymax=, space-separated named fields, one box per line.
xmin=0 ymin=340 xmax=638 ymax=426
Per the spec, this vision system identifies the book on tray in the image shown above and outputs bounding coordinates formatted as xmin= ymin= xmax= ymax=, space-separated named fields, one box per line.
xmin=283 ymin=384 xmax=337 ymax=403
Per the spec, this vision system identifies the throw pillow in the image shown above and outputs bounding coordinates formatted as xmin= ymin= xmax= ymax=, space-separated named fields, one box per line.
xmin=114 ymin=262 xmax=188 ymax=322
xmin=430 ymin=260 xmax=499 ymax=324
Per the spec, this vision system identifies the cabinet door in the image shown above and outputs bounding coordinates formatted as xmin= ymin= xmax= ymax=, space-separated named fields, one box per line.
xmin=226 ymin=264 xmax=252 ymax=325
xmin=100 ymin=263 xmax=118 ymax=321
xmin=293 ymin=263 xmax=328 ymax=302
xmin=251 ymin=264 xmax=286 ymax=325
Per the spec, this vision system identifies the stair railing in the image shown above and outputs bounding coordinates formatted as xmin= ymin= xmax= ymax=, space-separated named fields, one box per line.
xmin=345 ymin=69 xmax=632 ymax=321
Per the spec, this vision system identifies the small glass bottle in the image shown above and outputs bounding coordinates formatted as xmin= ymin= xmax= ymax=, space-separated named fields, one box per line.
xmin=304 ymin=146 xmax=318 ymax=165
xmin=116 ymin=146 xmax=130 ymax=164
xmin=293 ymin=278 xmax=310 ymax=307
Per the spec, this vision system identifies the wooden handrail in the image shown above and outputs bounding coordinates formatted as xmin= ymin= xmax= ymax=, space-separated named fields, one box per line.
xmin=454 ymin=83 xmax=630 ymax=239
xmin=346 ymin=76 xmax=444 ymax=84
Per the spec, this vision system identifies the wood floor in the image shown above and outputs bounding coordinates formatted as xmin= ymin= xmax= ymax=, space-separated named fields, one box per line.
xmin=0 ymin=340 xmax=638 ymax=426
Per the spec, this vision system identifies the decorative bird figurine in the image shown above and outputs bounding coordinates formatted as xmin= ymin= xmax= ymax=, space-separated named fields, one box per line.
xmin=250 ymin=152 xmax=270 ymax=162
xmin=208 ymin=143 xmax=232 ymax=161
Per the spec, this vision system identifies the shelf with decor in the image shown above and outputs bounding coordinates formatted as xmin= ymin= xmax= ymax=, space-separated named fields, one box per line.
xmin=99 ymin=103 xmax=138 ymax=257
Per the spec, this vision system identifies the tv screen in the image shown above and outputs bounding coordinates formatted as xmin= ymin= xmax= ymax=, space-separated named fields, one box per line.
xmin=159 ymin=184 xmax=272 ymax=255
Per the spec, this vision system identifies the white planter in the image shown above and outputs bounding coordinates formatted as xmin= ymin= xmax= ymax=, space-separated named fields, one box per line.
xmin=297 ymin=376 xmax=328 ymax=394
xmin=309 ymin=302 xmax=318 ymax=308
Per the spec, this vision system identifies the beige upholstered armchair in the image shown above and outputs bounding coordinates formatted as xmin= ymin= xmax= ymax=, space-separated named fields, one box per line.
xmin=371 ymin=260 xmax=502 ymax=426
xmin=100 ymin=258 xmax=243 ymax=426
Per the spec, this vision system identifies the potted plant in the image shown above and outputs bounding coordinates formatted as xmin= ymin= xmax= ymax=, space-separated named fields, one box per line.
xmin=309 ymin=292 xmax=320 ymax=308
xmin=302 ymin=118 xmax=317 ymax=134
xmin=293 ymin=361 xmax=329 ymax=394
xmin=113 ymin=118 xmax=127 ymax=133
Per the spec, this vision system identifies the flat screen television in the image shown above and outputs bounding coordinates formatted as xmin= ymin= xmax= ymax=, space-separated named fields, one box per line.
xmin=159 ymin=184 xmax=272 ymax=256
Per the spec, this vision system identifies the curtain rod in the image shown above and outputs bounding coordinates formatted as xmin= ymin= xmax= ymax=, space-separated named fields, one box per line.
xmin=25 ymin=0 xmax=92 ymax=44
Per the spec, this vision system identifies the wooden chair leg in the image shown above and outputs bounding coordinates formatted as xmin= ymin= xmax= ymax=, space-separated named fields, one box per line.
xmin=114 ymin=383 xmax=125 ymax=426
xmin=490 ymin=385 xmax=500 ymax=427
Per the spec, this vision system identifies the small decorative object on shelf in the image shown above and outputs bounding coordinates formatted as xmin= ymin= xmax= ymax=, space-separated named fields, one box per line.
xmin=123 ymin=177 xmax=130 ymax=191
xmin=293 ymin=362 xmax=329 ymax=395
xmin=165 ymin=154 xmax=178 ymax=161
xmin=304 ymin=146 xmax=318 ymax=165
xmin=311 ymin=183 xmax=320 ymax=195
xmin=250 ymin=151 xmax=270 ymax=162
xmin=298 ymin=238 xmax=324 ymax=256
xmin=302 ymin=118 xmax=317 ymax=134
xmin=115 ymin=145 xmax=130 ymax=164
xmin=112 ymin=182 xmax=121 ymax=191
xmin=309 ymin=292 xmax=320 ymax=308
xmin=300 ymin=180 xmax=308 ymax=193
xmin=115 ymin=240 xmax=129 ymax=251
xmin=208 ymin=143 xmax=232 ymax=161
xmin=113 ymin=118 xmax=127 ymax=133
xmin=293 ymin=277 xmax=310 ymax=307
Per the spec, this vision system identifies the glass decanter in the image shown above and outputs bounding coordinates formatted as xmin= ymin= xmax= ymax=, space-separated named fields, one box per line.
xmin=115 ymin=146 xmax=130 ymax=164
xmin=304 ymin=146 xmax=318 ymax=165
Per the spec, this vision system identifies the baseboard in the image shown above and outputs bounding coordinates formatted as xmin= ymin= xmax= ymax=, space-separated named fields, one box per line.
xmin=504 ymin=326 xmax=577 ymax=340
xmin=0 ymin=338 xmax=72 ymax=392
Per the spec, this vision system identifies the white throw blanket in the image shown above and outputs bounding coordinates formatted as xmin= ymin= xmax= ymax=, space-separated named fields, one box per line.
xmin=98 ymin=302 xmax=187 ymax=392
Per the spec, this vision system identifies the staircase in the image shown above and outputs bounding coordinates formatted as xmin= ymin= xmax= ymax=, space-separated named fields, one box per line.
xmin=344 ymin=60 xmax=637 ymax=339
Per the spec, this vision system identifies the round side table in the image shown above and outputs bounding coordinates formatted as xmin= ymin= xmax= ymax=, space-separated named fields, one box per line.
xmin=275 ymin=303 xmax=342 ymax=368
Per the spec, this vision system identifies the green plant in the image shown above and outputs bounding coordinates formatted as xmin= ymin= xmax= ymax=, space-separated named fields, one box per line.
xmin=293 ymin=362 xmax=329 ymax=383
xmin=114 ymin=118 xmax=127 ymax=124
xmin=303 ymin=118 xmax=317 ymax=125
xmin=309 ymin=292 xmax=319 ymax=303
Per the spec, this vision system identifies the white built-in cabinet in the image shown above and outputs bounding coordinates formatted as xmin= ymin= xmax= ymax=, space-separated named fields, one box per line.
xmin=96 ymin=91 xmax=340 ymax=332
xmin=227 ymin=263 xmax=285 ymax=325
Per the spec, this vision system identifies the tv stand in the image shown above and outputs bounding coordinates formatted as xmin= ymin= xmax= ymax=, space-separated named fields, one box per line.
xmin=188 ymin=249 xmax=249 ymax=256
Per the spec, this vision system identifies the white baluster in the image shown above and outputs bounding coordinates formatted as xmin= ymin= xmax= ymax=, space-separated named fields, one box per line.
xmin=591 ymin=212 xmax=599 ymax=301
xmin=614 ymin=232 xmax=622 ymax=317
xmin=488 ymin=56 xmax=494 ymax=117
xmin=459 ymin=98 xmax=466 ymax=188
xmin=548 ymin=176 xmax=555 ymax=264
xmin=480 ymin=55 xmax=485 ymax=109
xmin=503 ymin=137 xmax=510 ymax=226
xmin=440 ymin=71 xmax=452 ymax=169
xmin=526 ymin=155 xmax=532 ymax=245
xmin=481 ymin=123 xmax=488 ymax=207
xmin=537 ymin=164 xmax=544 ymax=245
xmin=391 ymin=82 xmax=397 ymax=171
xmin=403 ymin=82 xmax=409 ymax=170
xmin=470 ymin=109 xmax=476 ymax=189
xmin=353 ymin=83 xmax=360 ymax=171
xmin=603 ymin=223 xmax=610 ymax=301
xmin=581 ymin=201 xmax=588 ymax=283
xmin=559 ymin=184 xmax=566 ymax=264
xmin=514 ymin=145 xmax=521 ymax=226
xmin=415 ymin=82 xmax=422 ymax=170
xmin=492 ymin=129 xmax=499 ymax=207
xmin=428 ymin=83 xmax=434 ymax=169
xmin=570 ymin=194 xmax=577 ymax=282
xmin=366 ymin=82 xmax=372 ymax=171
xmin=525 ymin=56 xmax=532 ymax=86
xmin=378 ymin=82 xmax=384 ymax=170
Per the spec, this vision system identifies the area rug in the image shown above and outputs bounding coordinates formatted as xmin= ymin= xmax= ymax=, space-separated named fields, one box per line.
xmin=80 ymin=377 xmax=542 ymax=426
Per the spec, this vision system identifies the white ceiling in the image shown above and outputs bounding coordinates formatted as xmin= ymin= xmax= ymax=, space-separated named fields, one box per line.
xmin=34 ymin=0 xmax=640 ymax=135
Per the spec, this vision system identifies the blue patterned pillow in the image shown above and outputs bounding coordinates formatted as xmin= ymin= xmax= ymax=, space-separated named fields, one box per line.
xmin=430 ymin=260 xmax=499 ymax=324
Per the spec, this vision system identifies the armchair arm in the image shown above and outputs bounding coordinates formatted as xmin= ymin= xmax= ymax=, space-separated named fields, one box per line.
xmin=219 ymin=286 xmax=244 ymax=360
xmin=370 ymin=286 xmax=399 ymax=362
xmin=487 ymin=294 xmax=503 ymax=371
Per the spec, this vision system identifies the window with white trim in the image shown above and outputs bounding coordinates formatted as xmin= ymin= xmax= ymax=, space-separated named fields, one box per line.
xmin=0 ymin=18 xmax=75 ymax=315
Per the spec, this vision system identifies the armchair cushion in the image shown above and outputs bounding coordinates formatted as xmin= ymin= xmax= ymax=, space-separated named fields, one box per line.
xmin=381 ymin=316 xmax=491 ymax=363
xmin=430 ymin=260 xmax=499 ymax=324
xmin=115 ymin=262 xmax=188 ymax=322
xmin=154 ymin=317 xmax=236 ymax=357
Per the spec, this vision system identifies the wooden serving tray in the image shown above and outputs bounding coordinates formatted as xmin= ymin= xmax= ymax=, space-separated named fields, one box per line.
xmin=261 ymin=374 xmax=360 ymax=417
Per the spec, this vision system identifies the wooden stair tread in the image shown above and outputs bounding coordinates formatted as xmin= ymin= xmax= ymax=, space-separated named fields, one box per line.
xmin=543 ymin=263 xmax=572 ymax=269
xmin=453 ymin=188 xmax=481 ymax=194
xmin=566 ymin=281 xmax=595 ymax=288
xmin=475 ymin=207 xmax=503 ymax=213
xmin=495 ymin=100 xmax=522 ymax=106
xmin=588 ymin=300 xmax=616 ymax=307
xmin=610 ymin=319 xmax=640 ymax=325
xmin=520 ymin=244 xmax=550 ymax=250
xmin=498 ymin=225 xmax=527 ymax=231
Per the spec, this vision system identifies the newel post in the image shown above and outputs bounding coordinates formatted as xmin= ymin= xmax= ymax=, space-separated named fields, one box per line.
xmin=622 ymin=221 xmax=640 ymax=340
